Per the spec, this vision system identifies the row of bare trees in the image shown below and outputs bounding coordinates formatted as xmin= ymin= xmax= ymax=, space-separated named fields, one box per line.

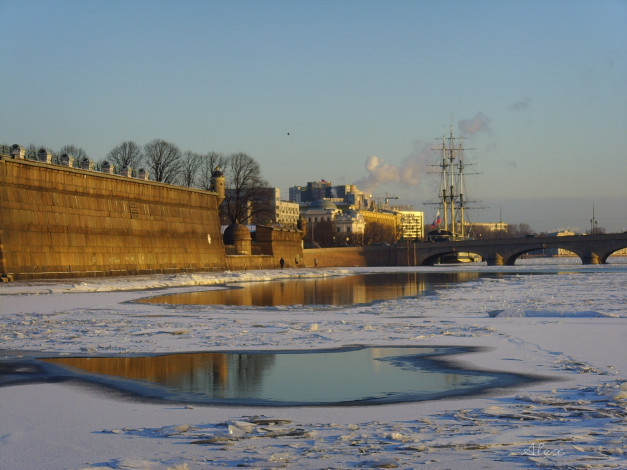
xmin=106 ymin=140 xmax=212 ymax=187
xmin=10 ymin=139 xmax=269 ymax=225
xmin=107 ymin=141 xmax=271 ymax=225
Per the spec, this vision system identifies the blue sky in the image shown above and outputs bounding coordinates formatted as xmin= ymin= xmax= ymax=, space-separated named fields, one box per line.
xmin=1 ymin=0 xmax=626 ymax=232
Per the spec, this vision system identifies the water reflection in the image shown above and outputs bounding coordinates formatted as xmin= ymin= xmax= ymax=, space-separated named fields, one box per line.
xmin=42 ymin=347 xmax=532 ymax=406
xmin=138 ymin=272 xmax=481 ymax=306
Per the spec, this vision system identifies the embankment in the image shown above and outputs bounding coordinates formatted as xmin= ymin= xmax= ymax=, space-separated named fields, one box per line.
xmin=303 ymin=246 xmax=408 ymax=267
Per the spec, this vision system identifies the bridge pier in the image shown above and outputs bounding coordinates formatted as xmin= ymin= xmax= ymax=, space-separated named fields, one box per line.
xmin=581 ymin=252 xmax=600 ymax=265
xmin=485 ymin=253 xmax=504 ymax=266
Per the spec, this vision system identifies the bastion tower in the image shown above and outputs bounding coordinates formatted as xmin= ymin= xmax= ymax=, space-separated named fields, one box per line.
xmin=210 ymin=167 xmax=226 ymax=204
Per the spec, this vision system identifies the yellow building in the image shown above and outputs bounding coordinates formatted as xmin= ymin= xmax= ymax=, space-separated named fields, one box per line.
xmin=396 ymin=210 xmax=424 ymax=240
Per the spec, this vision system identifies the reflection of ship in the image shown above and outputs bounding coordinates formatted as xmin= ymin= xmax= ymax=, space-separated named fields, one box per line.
xmin=426 ymin=126 xmax=481 ymax=263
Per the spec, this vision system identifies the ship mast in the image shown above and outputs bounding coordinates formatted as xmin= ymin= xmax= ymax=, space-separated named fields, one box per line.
xmin=457 ymin=136 xmax=466 ymax=238
xmin=431 ymin=125 xmax=474 ymax=239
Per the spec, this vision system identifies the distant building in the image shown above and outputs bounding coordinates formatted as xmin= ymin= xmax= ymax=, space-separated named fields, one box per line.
xmin=253 ymin=188 xmax=300 ymax=228
xmin=396 ymin=210 xmax=424 ymax=240
xmin=222 ymin=187 xmax=300 ymax=228
xmin=334 ymin=210 xmax=366 ymax=236
xmin=289 ymin=180 xmax=369 ymax=208
xmin=302 ymin=199 xmax=341 ymax=224
xmin=468 ymin=222 xmax=509 ymax=239
xmin=301 ymin=199 xmax=366 ymax=245
xmin=360 ymin=210 xmax=399 ymax=240
xmin=469 ymin=222 xmax=508 ymax=233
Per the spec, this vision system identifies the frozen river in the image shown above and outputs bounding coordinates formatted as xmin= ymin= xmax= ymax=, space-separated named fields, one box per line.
xmin=1 ymin=258 xmax=626 ymax=469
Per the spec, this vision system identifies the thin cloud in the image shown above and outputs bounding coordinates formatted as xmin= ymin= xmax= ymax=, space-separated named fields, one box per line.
xmin=511 ymin=96 xmax=532 ymax=111
xmin=458 ymin=113 xmax=492 ymax=135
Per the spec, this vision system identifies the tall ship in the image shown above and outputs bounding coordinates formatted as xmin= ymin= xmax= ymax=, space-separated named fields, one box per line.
xmin=426 ymin=126 xmax=481 ymax=262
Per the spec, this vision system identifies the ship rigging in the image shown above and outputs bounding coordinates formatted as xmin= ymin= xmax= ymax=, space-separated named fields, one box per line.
xmin=428 ymin=126 xmax=478 ymax=241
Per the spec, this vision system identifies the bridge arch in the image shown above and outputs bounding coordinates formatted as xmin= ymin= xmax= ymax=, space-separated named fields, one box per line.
xmin=414 ymin=233 xmax=627 ymax=266
xmin=420 ymin=249 xmax=485 ymax=266
xmin=599 ymin=247 xmax=627 ymax=264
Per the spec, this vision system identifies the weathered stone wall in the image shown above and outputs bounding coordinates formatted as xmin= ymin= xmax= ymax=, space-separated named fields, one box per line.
xmin=0 ymin=156 xmax=227 ymax=279
xmin=303 ymin=246 xmax=399 ymax=267
xmin=255 ymin=225 xmax=304 ymax=267
xmin=226 ymin=255 xmax=277 ymax=271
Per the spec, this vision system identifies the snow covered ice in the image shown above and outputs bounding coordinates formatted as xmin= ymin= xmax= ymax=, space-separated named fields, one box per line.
xmin=1 ymin=259 xmax=626 ymax=469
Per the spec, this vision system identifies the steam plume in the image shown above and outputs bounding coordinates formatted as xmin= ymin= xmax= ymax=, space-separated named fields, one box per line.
xmin=354 ymin=142 xmax=432 ymax=193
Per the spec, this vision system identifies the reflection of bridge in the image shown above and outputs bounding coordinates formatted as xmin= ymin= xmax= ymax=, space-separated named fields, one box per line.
xmin=411 ymin=233 xmax=627 ymax=266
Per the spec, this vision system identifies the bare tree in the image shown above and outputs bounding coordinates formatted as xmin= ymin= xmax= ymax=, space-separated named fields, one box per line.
xmin=58 ymin=144 xmax=89 ymax=160
xmin=143 ymin=139 xmax=181 ymax=184
xmin=364 ymin=221 xmax=396 ymax=245
xmin=106 ymin=141 xmax=142 ymax=170
xmin=26 ymin=143 xmax=40 ymax=160
xmin=506 ymin=223 xmax=535 ymax=238
xmin=179 ymin=151 xmax=201 ymax=187
xmin=304 ymin=219 xmax=334 ymax=247
xmin=199 ymin=151 xmax=226 ymax=190
xmin=222 ymin=152 xmax=270 ymax=225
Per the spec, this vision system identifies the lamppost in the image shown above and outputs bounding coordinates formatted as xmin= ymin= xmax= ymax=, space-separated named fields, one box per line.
xmin=590 ymin=205 xmax=598 ymax=235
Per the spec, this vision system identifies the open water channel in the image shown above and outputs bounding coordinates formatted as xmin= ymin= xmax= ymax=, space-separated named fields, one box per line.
xmin=0 ymin=271 xmax=548 ymax=406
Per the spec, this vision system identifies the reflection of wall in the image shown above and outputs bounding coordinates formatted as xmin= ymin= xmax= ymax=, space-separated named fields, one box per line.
xmin=44 ymin=352 xmax=276 ymax=398
xmin=44 ymin=353 xmax=229 ymax=385
xmin=138 ymin=272 xmax=459 ymax=307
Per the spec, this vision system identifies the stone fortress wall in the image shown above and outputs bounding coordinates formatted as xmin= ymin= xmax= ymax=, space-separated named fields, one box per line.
xmin=0 ymin=151 xmax=227 ymax=280
xmin=0 ymin=146 xmax=399 ymax=281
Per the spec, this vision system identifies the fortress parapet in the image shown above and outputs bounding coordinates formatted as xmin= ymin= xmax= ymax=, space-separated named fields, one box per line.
xmin=10 ymin=144 xmax=25 ymax=159
xmin=38 ymin=148 xmax=52 ymax=163
xmin=60 ymin=153 xmax=74 ymax=167
xmin=80 ymin=157 xmax=94 ymax=170
xmin=120 ymin=165 xmax=132 ymax=177
xmin=101 ymin=160 xmax=114 ymax=174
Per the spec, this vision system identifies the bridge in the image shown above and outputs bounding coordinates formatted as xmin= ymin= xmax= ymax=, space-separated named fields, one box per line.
xmin=408 ymin=233 xmax=627 ymax=266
